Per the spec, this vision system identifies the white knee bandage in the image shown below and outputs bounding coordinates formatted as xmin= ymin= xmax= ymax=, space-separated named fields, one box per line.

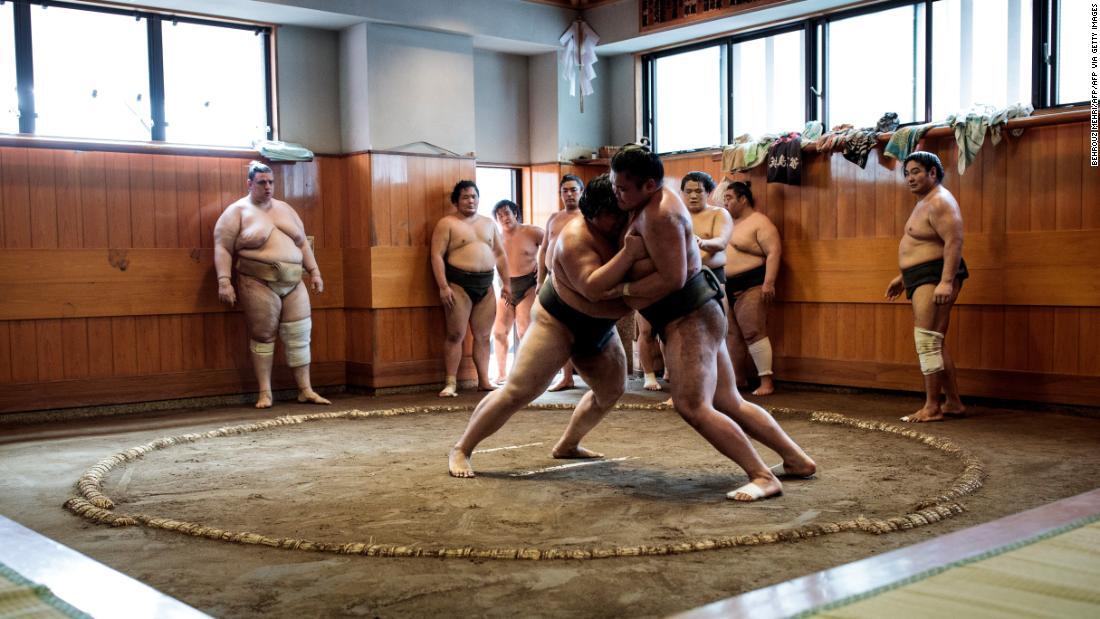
xmin=747 ymin=337 xmax=774 ymax=377
xmin=250 ymin=340 xmax=275 ymax=356
xmin=279 ymin=318 xmax=312 ymax=367
xmin=914 ymin=327 xmax=945 ymax=375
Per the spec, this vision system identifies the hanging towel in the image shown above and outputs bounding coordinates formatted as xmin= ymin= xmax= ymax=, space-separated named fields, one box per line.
xmin=884 ymin=123 xmax=935 ymax=161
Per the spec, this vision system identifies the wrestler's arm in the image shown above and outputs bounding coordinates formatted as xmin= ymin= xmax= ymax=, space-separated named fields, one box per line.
xmin=571 ymin=235 xmax=646 ymax=301
xmin=491 ymin=223 xmax=513 ymax=301
xmin=622 ymin=209 xmax=689 ymax=300
xmin=212 ymin=205 xmax=240 ymax=305
xmin=430 ymin=219 xmax=455 ymax=309
xmin=698 ymin=209 xmax=733 ymax=253
xmin=929 ymin=194 xmax=964 ymax=304
xmin=757 ymin=218 xmax=781 ymax=301
xmin=288 ymin=206 xmax=323 ymax=293
xmin=536 ymin=213 xmax=555 ymax=288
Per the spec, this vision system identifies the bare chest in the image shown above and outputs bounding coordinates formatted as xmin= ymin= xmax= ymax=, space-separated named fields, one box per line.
xmin=448 ymin=219 xmax=493 ymax=250
xmin=239 ymin=206 xmax=302 ymax=247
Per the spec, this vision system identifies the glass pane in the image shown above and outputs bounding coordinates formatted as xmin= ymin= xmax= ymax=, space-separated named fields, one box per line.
xmin=475 ymin=167 xmax=518 ymax=219
xmin=932 ymin=0 xmax=1032 ymax=118
xmin=653 ymin=45 xmax=725 ymax=153
xmin=828 ymin=4 xmax=925 ymax=127
xmin=732 ymin=29 xmax=805 ymax=137
xmin=0 ymin=3 xmax=16 ymax=133
xmin=1057 ymin=0 xmax=1090 ymax=104
xmin=31 ymin=5 xmax=151 ymax=140
xmin=163 ymin=22 xmax=268 ymax=147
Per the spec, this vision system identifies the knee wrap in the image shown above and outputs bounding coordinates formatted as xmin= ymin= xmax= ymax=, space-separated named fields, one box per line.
xmin=279 ymin=317 xmax=312 ymax=367
xmin=250 ymin=339 xmax=275 ymax=356
xmin=914 ymin=327 xmax=944 ymax=375
xmin=747 ymin=337 xmax=773 ymax=377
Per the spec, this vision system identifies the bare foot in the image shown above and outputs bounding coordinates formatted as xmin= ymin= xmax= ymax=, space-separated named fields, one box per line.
xmin=297 ymin=390 xmax=331 ymax=405
xmin=477 ymin=381 xmax=496 ymax=392
xmin=255 ymin=391 xmax=273 ymax=409
xmin=727 ymin=476 xmax=782 ymax=502
xmin=752 ymin=376 xmax=775 ymax=396
xmin=643 ymin=378 xmax=663 ymax=391
xmin=548 ymin=375 xmax=575 ymax=391
xmin=770 ymin=459 xmax=817 ymax=479
xmin=901 ymin=406 xmax=945 ymax=423
xmin=448 ymin=447 xmax=475 ymax=478
xmin=551 ymin=444 xmax=604 ymax=459
xmin=662 ymin=370 xmax=670 ymax=382
xmin=438 ymin=384 xmax=458 ymax=398
xmin=942 ymin=402 xmax=967 ymax=418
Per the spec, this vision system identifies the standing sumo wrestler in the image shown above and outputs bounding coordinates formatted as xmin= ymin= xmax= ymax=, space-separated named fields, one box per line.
xmin=491 ymin=199 xmax=545 ymax=385
xmin=213 ymin=161 xmax=330 ymax=409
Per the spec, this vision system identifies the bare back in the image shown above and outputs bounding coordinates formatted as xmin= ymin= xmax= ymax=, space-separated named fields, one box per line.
xmin=543 ymin=209 xmax=582 ymax=275
xmin=437 ymin=214 xmax=498 ymax=272
xmin=899 ymin=185 xmax=960 ymax=269
xmin=551 ymin=217 xmax=631 ymax=320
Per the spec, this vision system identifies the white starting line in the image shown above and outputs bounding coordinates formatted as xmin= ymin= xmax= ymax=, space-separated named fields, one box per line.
xmin=473 ymin=442 xmax=544 ymax=454
xmin=509 ymin=456 xmax=637 ymax=477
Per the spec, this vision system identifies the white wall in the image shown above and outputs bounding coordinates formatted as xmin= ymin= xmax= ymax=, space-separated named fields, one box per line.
xmin=556 ymin=54 xmax=610 ymax=161
xmin=474 ymin=50 xmax=530 ymax=164
xmin=528 ymin=53 xmax=559 ymax=163
xmin=366 ymin=24 xmax=475 ymax=154
xmin=608 ymin=54 xmax=638 ymax=145
xmin=339 ymin=23 xmax=371 ymax=152
xmin=277 ymin=25 xmax=342 ymax=154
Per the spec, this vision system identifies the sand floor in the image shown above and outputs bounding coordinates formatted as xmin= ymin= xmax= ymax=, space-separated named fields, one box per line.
xmin=1 ymin=381 xmax=1098 ymax=617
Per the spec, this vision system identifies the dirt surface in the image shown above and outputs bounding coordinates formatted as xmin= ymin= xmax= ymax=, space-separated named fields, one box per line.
xmin=2 ymin=382 xmax=1099 ymax=618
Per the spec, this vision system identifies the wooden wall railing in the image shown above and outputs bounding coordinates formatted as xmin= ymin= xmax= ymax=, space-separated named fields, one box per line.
xmin=0 ymin=118 xmax=1095 ymax=414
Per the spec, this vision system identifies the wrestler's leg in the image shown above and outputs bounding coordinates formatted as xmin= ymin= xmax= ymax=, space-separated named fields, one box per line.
xmin=712 ymin=335 xmax=815 ymax=477
xmin=727 ymin=294 xmax=750 ymax=389
xmin=469 ymin=289 xmax=497 ymax=391
xmin=637 ymin=312 xmax=662 ymax=391
xmin=236 ymin=274 xmax=282 ymax=408
xmin=449 ymin=304 xmax=573 ymax=477
xmin=664 ymin=304 xmax=779 ymax=500
xmin=934 ymin=282 xmax=965 ymax=416
xmin=440 ymin=284 xmax=473 ymax=397
xmin=515 ymin=291 xmax=536 ymax=341
xmin=735 ymin=287 xmax=774 ymax=395
xmin=907 ymin=284 xmax=946 ymax=421
xmin=553 ymin=332 xmax=627 ymax=458
xmin=492 ymin=294 xmax=515 ymax=383
xmin=279 ymin=282 xmax=330 ymax=405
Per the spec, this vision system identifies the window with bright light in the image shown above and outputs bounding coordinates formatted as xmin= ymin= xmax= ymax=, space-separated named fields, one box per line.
xmin=476 ymin=167 xmax=520 ymax=220
xmin=163 ymin=21 xmax=269 ymax=147
xmin=31 ymin=5 xmax=151 ymax=140
xmin=0 ymin=4 xmax=16 ymax=134
xmin=932 ymin=0 xmax=1032 ymax=118
xmin=731 ymin=29 xmax=805 ymax=137
xmin=1056 ymin=0 xmax=1090 ymax=104
xmin=828 ymin=4 xmax=926 ymax=128
xmin=652 ymin=45 xmax=726 ymax=153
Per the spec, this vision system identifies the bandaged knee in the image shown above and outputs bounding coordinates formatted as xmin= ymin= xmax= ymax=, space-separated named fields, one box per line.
xmin=747 ymin=337 xmax=774 ymax=377
xmin=279 ymin=317 xmax=312 ymax=367
xmin=249 ymin=339 xmax=275 ymax=357
xmin=914 ymin=327 xmax=945 ymax=375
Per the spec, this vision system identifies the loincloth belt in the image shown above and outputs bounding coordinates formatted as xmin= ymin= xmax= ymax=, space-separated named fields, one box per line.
xmin=724 ymin=263 xmax=766 ymax=301
xmin=640 ymin=268 xmax=725 ymax=341
xmin=508 ymin=272 xmax=538 ymax=306
xmin=445 ymin=264 xmax=495 ymax=305
xmin=236 ymin=257 xmax=304 ymax=298
xmin=901 ymin=257 xmax=969 ymax=300
xmin=537 ymin=277 xmax=619 ymax=358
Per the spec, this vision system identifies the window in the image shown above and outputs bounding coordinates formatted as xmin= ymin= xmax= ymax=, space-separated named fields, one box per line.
xmin=932 ymin=0 xmax=1032 ymax=118
xmin=31 ymin=4 xmax=151 ymax=141
xmin=476 ymin=167 xmax=520 ymax=220
xmin=1055 ymin=0 xmax=1090 ymax=104
xmin=650 ymin=44 xmax=726 ymax=153
xmin=731 ymin=29 xmax=804 ymax=137
xmin=827 ymin=4 xmax=926 ymax=128
xmin=0 ymin=1 xmax=272 ymax=147
xmin=162 ymin=21 xmax=269 ymax=146
xmin=0 ymin=3 xmax=16 ymax=134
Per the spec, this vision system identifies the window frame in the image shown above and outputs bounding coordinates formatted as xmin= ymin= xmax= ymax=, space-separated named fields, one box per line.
xmin=6 ymin=0 xmax=275 ymax=146
xmin=642 ymin=0 xmax=1080 ymax=154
